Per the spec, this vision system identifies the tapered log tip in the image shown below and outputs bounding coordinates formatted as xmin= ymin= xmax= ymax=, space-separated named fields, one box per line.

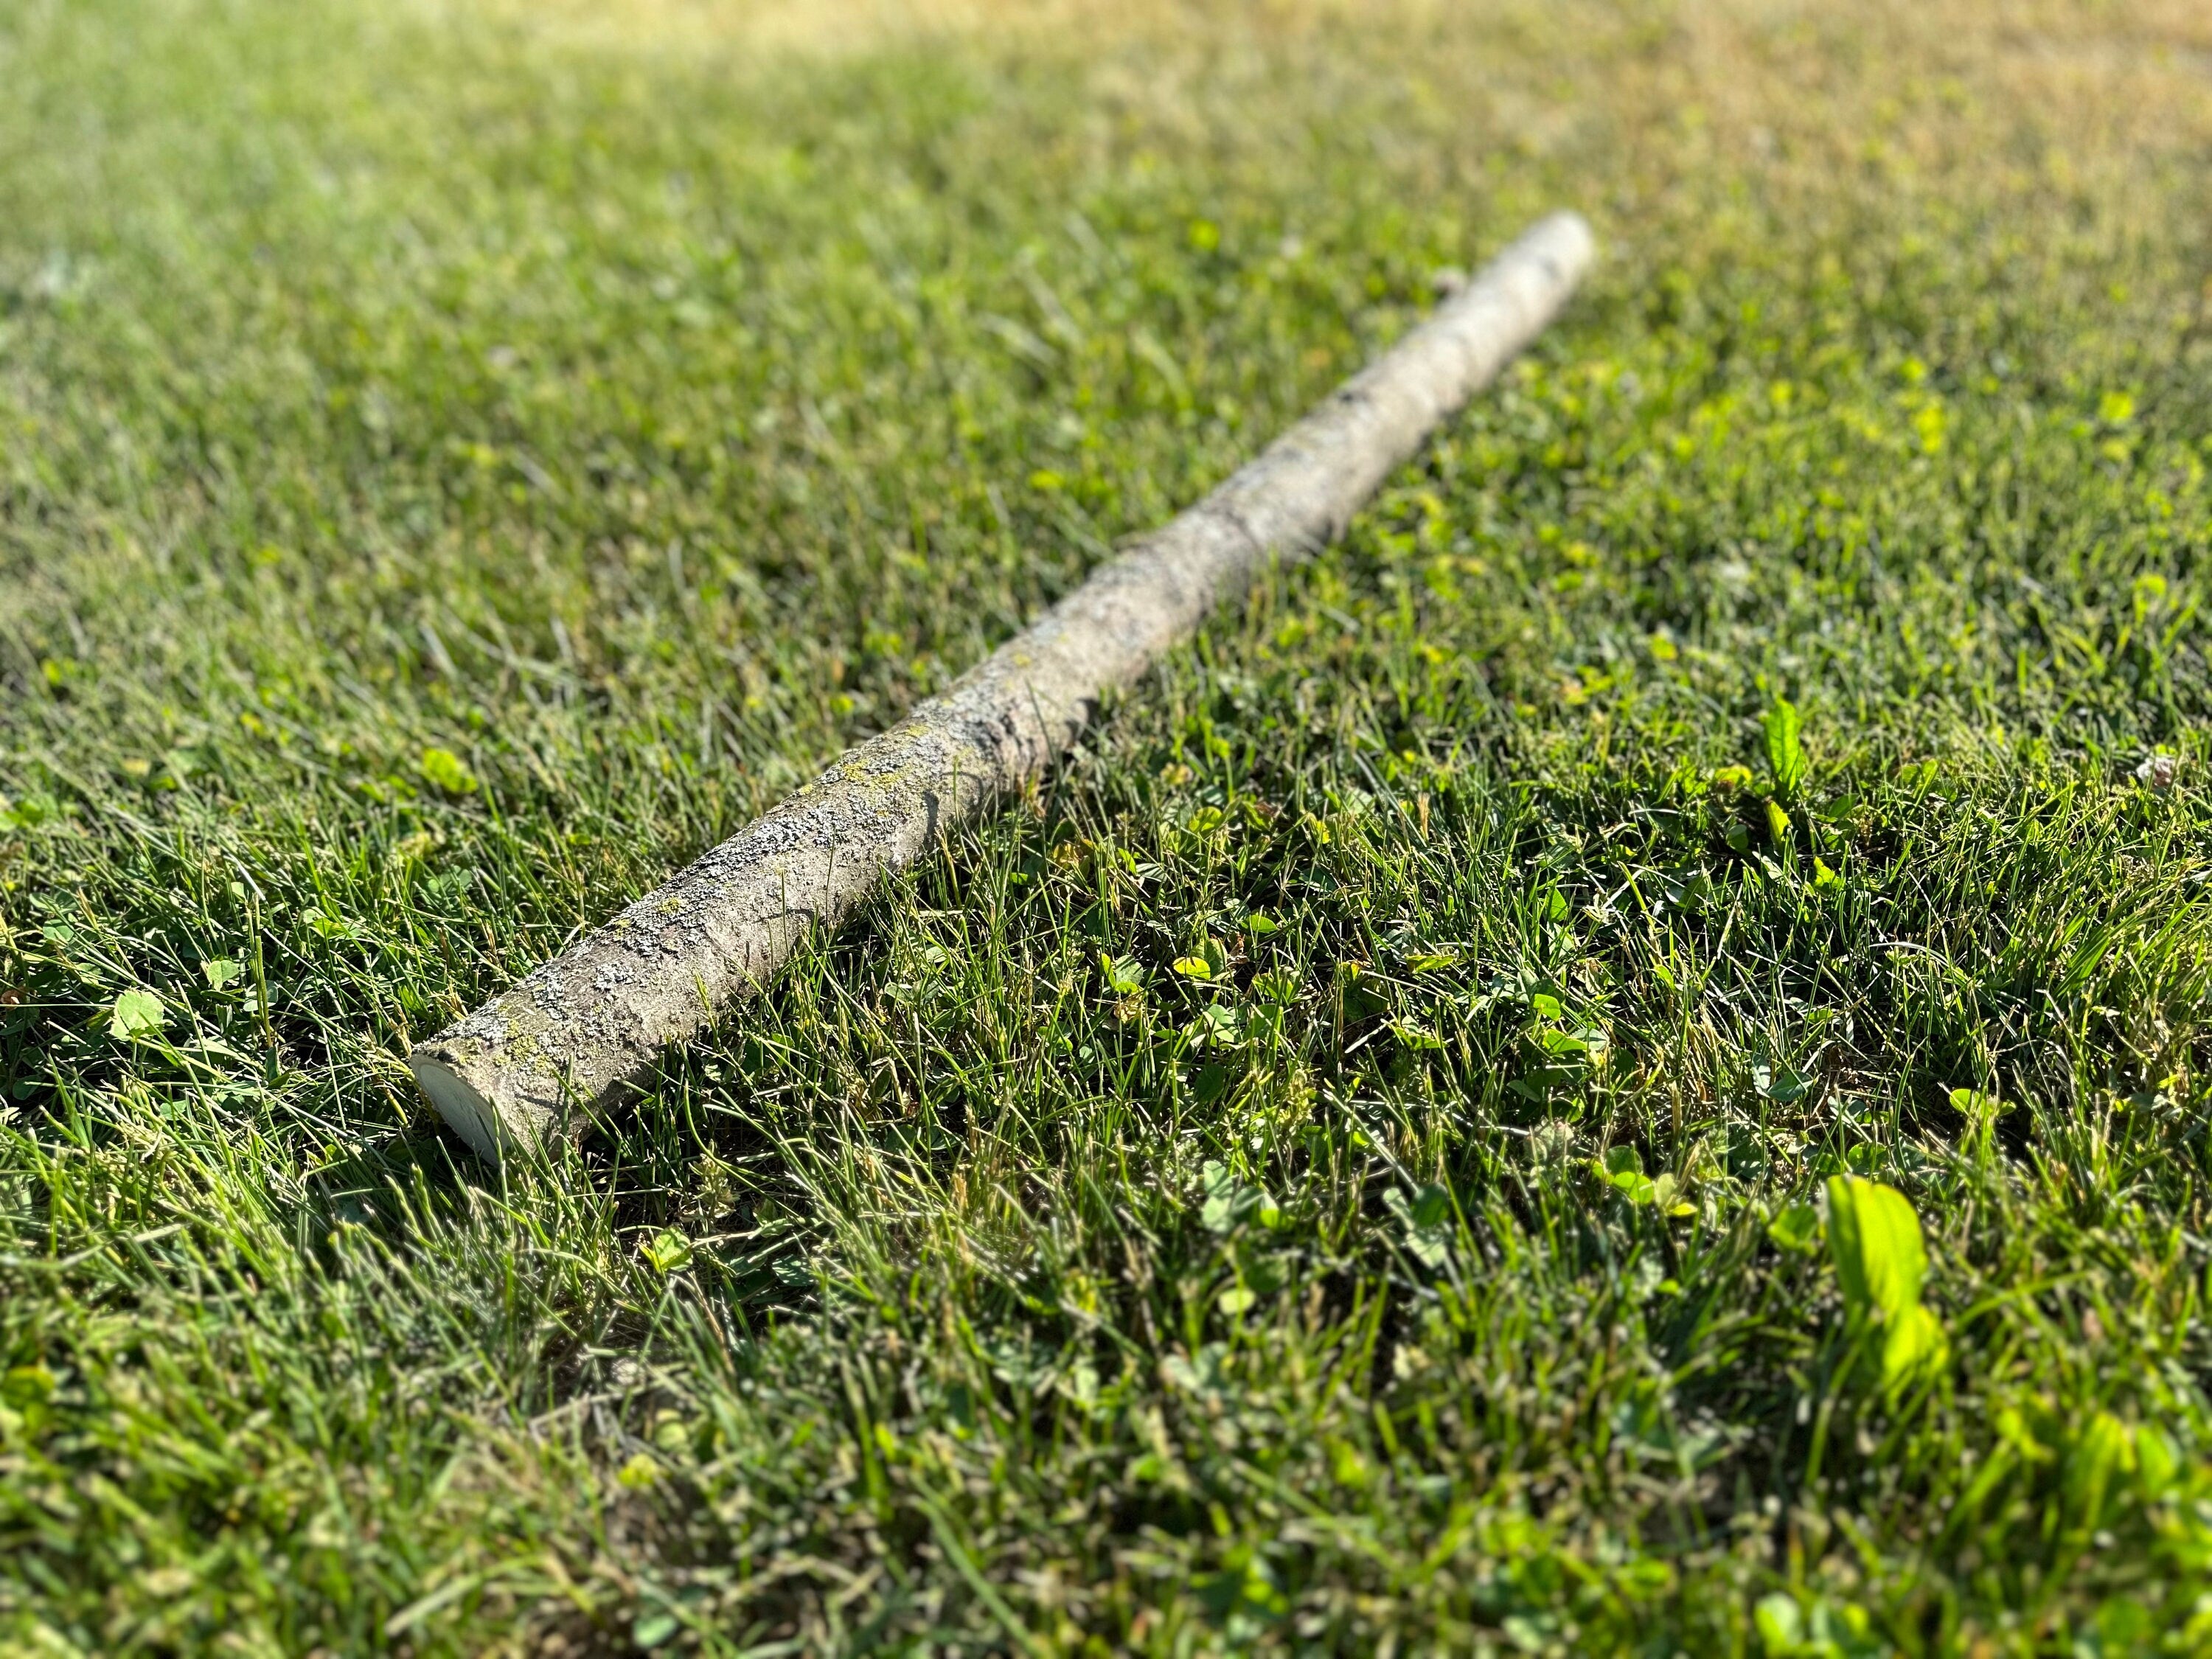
xmin=409 ymin=1048 xmax=507 ymax=1167
xmin=1526 ymin=209 xmax=1596 ymax=276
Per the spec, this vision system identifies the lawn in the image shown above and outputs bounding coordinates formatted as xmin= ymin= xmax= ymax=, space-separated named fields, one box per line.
xmin=4 ymin=0 xmax=2212 ymax=1652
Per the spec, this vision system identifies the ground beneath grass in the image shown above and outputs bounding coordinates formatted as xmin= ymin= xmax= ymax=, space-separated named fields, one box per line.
xmin=4 ymin=0 xmax=2212 ymax=1652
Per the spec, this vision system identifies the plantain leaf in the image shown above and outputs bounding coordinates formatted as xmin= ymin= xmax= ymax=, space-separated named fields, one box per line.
xmin=1765 ymin=698 xmax=1806 ymax=798
xmin=1879 ymin=1301 xmax=1948 ymax=1391
xmin=1826 ymin=1175 xmax=1927 ymax=1322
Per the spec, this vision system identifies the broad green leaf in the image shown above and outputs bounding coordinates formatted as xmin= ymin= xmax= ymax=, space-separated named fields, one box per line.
xmin=1765 ymin=698 xmax=1806 ymax=797
xmin=1757 ymin=1063 xmax=1810 ymax=1105
xmin=1879 ymin=1301 xmax=1947 ymax=1391
xmin=1596 ymin=1148 xmax=1658 ymax=1205
xmin=1662 ymin=869 xmax=1713 ymax=913
xmin=2092 ymin=1599 xmax=2153 ymax=1655
xmin=1195 ymin=1004 xmax=1244 ymax=1046
xmin=202 ymin=956 xmax=244 ymax=990
xmin=1403 ymin=1228 xmax=1451 ymax=1270
xmin=1407 ymin=1183 xmax=1451 ymax=1229
xmin=1754 ymin=1594 xmax=1804 ymax=1652
xmin=1825 ymin=1175 xmax=1927 ymax=1321
xmin=1098 ymin=952 xmax=1145 ymax=996
xmin=1383 ymin=1185 xmax=1453 ymax=1267
xmin=1767 ymin=1203 xmax=1822 ymax=1253
xmin=2064 ymin=1411 xmax=2132 ymax=1531
xmin=1995 ymin=1404 xmax=2055 ymax=1464
xmin=1172 ymin=956 xmax=1212 ymax=980
xmin=642 ymin=1230 xmax=693 ymax=1274
xmin=2 ymin=1363 xmax=57 ymax=1408
xmin=109 ymin=989 xmax=167 ymax=1041
xmin=1950 ymin=1087 xmax=2000 ymax=1133
xmin=1200 ymin=1161 xmax=1248 ymax=1234
xmin=1329 ymin=1439 xmax=1368 ymax=1488
xmin=418 ymin=745 xmax=479 ymax=795
xmin=2134 ymin=1425 xmax=2180 ymax=1496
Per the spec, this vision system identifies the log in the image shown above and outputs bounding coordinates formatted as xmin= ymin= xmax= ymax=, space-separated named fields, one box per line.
xmin=410 ymin=210 xmax=1595 ymax=1164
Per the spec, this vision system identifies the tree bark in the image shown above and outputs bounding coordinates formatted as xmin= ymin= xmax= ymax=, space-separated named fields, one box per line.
xmin=410 ymin=210 xmax=1596 ymax=1164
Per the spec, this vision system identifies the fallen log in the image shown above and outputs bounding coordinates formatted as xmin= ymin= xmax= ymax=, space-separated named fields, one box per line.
xmin=410 ymin=210 xmax=1595 ymax=1164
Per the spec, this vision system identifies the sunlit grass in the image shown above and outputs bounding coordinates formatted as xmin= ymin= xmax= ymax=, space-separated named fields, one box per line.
xmin=3 ymin=0 xmax=2211 ymax=1652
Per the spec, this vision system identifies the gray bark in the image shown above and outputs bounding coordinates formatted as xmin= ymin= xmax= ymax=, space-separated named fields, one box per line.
xmin=410 ymin=210 xmax=1595 ymax=1164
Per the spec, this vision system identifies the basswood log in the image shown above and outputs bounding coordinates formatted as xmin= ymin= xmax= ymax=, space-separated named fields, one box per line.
xmin=410 ymin=210 xmax=1595 ymax=1164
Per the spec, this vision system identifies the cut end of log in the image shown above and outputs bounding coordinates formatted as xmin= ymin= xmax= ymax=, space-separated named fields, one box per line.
xmin=408 ymin=1048 xmax=509 ymax=1167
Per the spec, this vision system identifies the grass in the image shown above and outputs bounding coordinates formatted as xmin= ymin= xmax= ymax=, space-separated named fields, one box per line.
xmin=4 ymin=0 xmax=2212 ymax=1652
